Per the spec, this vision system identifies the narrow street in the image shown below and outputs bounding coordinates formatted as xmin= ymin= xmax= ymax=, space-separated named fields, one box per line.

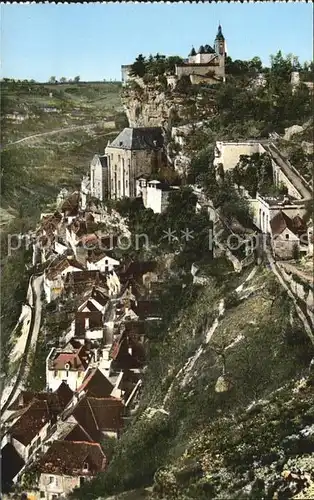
xmin=1 ymin=274 xmax=44 ymax=422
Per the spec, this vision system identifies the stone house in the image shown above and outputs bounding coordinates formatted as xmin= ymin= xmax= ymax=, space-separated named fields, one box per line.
xmin=214 ymin=140 xmax=312 ymax=201
xmin=270 ymin=210 xmax=307 ymax=259
xmin=37 ymin=441 xmax=107 ymax=499
xmin=86 ymin=252 xmax=120 ymax=273
xmin=105 ymin=127 xmax=165 ymax=200
xmin=69 ymin=394 xmax=125 ymax=439
xmin=77 ymin=284 xmax=110 ymax=314
xmin=46 ymin=343 xmax=94 ymax=392
xmin=90 ymin=154 xmax=109 ymax=202
xmin=110 ymin=329 xmax=146 ymax=372
xmin=249 ymin=193 xmax=307 ymax=234
xmin=69 ymin=311 xmax=105 ymax=342
xmin=63 ymin=269 xmax=120 ymax=298
xmin=43 ymin=256 xmax=85 ymax=303
xmin=3 ymin=384 xmax=73 ymax=483
xmin=136 ymin=178 xmax=179 ymax=213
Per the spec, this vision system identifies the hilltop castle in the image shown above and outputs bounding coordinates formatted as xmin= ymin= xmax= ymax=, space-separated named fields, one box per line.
xmin=122 ymin=24 xmax=227 ymax=87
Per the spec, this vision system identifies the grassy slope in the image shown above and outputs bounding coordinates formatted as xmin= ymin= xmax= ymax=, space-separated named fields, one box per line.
xmin=1 ymin=82 xmax=122 ymax=224
xmin=75 ymin=265 xmax=314 ymax=500
xmin=1 ymin=81 xmax=122 ymax=142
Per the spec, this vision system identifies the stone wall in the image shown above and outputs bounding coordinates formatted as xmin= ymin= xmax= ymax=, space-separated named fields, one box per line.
xmin=272 ymin=230 xmax=299 ymax=260
xmin=176 ymin=62 xmax=223 ymax=80
xmin=190 ymin=74 xmax=221 ymax=85
xmin=105 ymin=146 xmax=163 ymax=199
xmin=277 ymin=263 xmax=314 ymax=325
xmin=214 ymin=141 xmax=266 ymax=171
xmin=273 ymin=161 xmax=302 ymax=200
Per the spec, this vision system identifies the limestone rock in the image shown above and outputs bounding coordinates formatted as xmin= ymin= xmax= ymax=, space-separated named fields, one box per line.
xmin=215 ymin=374 xmax=233 ymax=393
xmin=284 ymin=125 xmax=304 ymax=141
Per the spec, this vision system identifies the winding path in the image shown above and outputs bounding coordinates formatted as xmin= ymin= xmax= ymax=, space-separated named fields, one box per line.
xmin=1 ymin=274 xmax=44 ymax=421
xmin=3 ymin=119 xmax=114 ymax=148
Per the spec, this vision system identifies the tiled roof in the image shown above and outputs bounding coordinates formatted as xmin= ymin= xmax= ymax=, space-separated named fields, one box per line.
xmin=45 ymin=255 xmax=85 ymax=281
xmin=51 ymin=345 xmax=91 ymax=371
xmin=10 ymin=400 xmax=55 ymax=446
xmin=110 ymin=331 xmax=145 ymax=370
xmin=78 ymin=233 xmax=99 ymax=247
xmin=77 ymin=368 xmax=114 ymax=398
xmin=63 ymin=423 xmax=94 ymax=443
xmin=61 ymin=191 xmax=80 ymax=215
xmin=69 ymin=219 xmax=88 ymax=238
xmin=36 ymin=440 xmax=106 ymax=476
xmin=10 ymin=382 xmax=73 ymax=444
xmin=63 ymin=271 xmax=108 ymax=293
xmin=79 ymin=285 xmax=110 ymax=311
xmin=108 ymin=127 xmax=164 ymax=150
xmin=41 ymin=212 xmax=62 ymax=238
xmin=270 ymin=211 xmax=305 ymax=237
xmin=72 ymin=396 xmax=124 ymax=439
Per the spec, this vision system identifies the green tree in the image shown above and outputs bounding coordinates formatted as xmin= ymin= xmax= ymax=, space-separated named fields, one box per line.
xmin=269 ymin=50 xmax=294 ymax=80
xmin=59 ymin=77 xmax=67 ymax=83
xmin=130 ymin=54 xmax=147 ymax=78
xmin=165 ymin=56 xmax=184 ymax=75
xmin=73 ymin=75 xmax=80 ymax=83
xmin=49 ymin=76 xmax=57 ymax=83
xmin=114 ymin=112 xmax=129 ymax=130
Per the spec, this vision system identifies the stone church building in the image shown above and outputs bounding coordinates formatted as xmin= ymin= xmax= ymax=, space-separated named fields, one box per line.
xmin=121 ymin=24 xmax=227 ymax=87
xmin=175 ymin=24 xmax=227 ymax=84
xmin=89 ymin=127 xmax=164 ymax=201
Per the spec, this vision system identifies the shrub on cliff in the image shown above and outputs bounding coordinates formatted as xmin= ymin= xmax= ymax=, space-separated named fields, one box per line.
xmin=175 ymin=75 xmax=192 ymax=94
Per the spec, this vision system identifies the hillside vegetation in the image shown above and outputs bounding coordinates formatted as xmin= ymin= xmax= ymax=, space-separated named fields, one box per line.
xmin=1 ymin=81 xmax=124 ymax=225
xmin=74 ymin=265 xmax=314 ymax=500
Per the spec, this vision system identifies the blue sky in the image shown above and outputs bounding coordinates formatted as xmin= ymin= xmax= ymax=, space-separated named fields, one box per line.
xmin=1 ymin=2 xmax=313 ymax=82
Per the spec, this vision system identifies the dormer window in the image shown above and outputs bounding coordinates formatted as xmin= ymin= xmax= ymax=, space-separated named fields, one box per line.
xmin=83 ymin=462 xmax=89 ymax=471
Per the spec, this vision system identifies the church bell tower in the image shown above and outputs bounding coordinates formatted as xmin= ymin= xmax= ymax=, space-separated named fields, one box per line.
xmin=214 ymin=24 xmax=225 ymax=56
xmin=214 ymin=24 xmax=226 ymax=82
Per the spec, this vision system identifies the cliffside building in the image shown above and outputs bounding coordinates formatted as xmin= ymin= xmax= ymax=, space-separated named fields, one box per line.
xmin=90 ymin=154 xmax=109 ymax=202
xmin=105 ymin=127 xmax=164 ymax=200
xmin=121 ymin=24 xmax=227 ymax=88
xmin=175 ymin=24 xmax=227 ymax=84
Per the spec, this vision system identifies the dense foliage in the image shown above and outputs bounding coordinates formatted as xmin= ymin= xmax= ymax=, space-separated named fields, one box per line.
xmin=130 ymin=53 xmax=184 ymax=79
xmin=112 ymin=186 xmax=213 ymax=269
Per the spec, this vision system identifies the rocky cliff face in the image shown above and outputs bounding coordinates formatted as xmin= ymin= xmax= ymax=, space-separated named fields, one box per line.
xmin=121 ymin=85 xmax=187 ymax=132
xmin=122 ymin=83 xmax=216 ymax=133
